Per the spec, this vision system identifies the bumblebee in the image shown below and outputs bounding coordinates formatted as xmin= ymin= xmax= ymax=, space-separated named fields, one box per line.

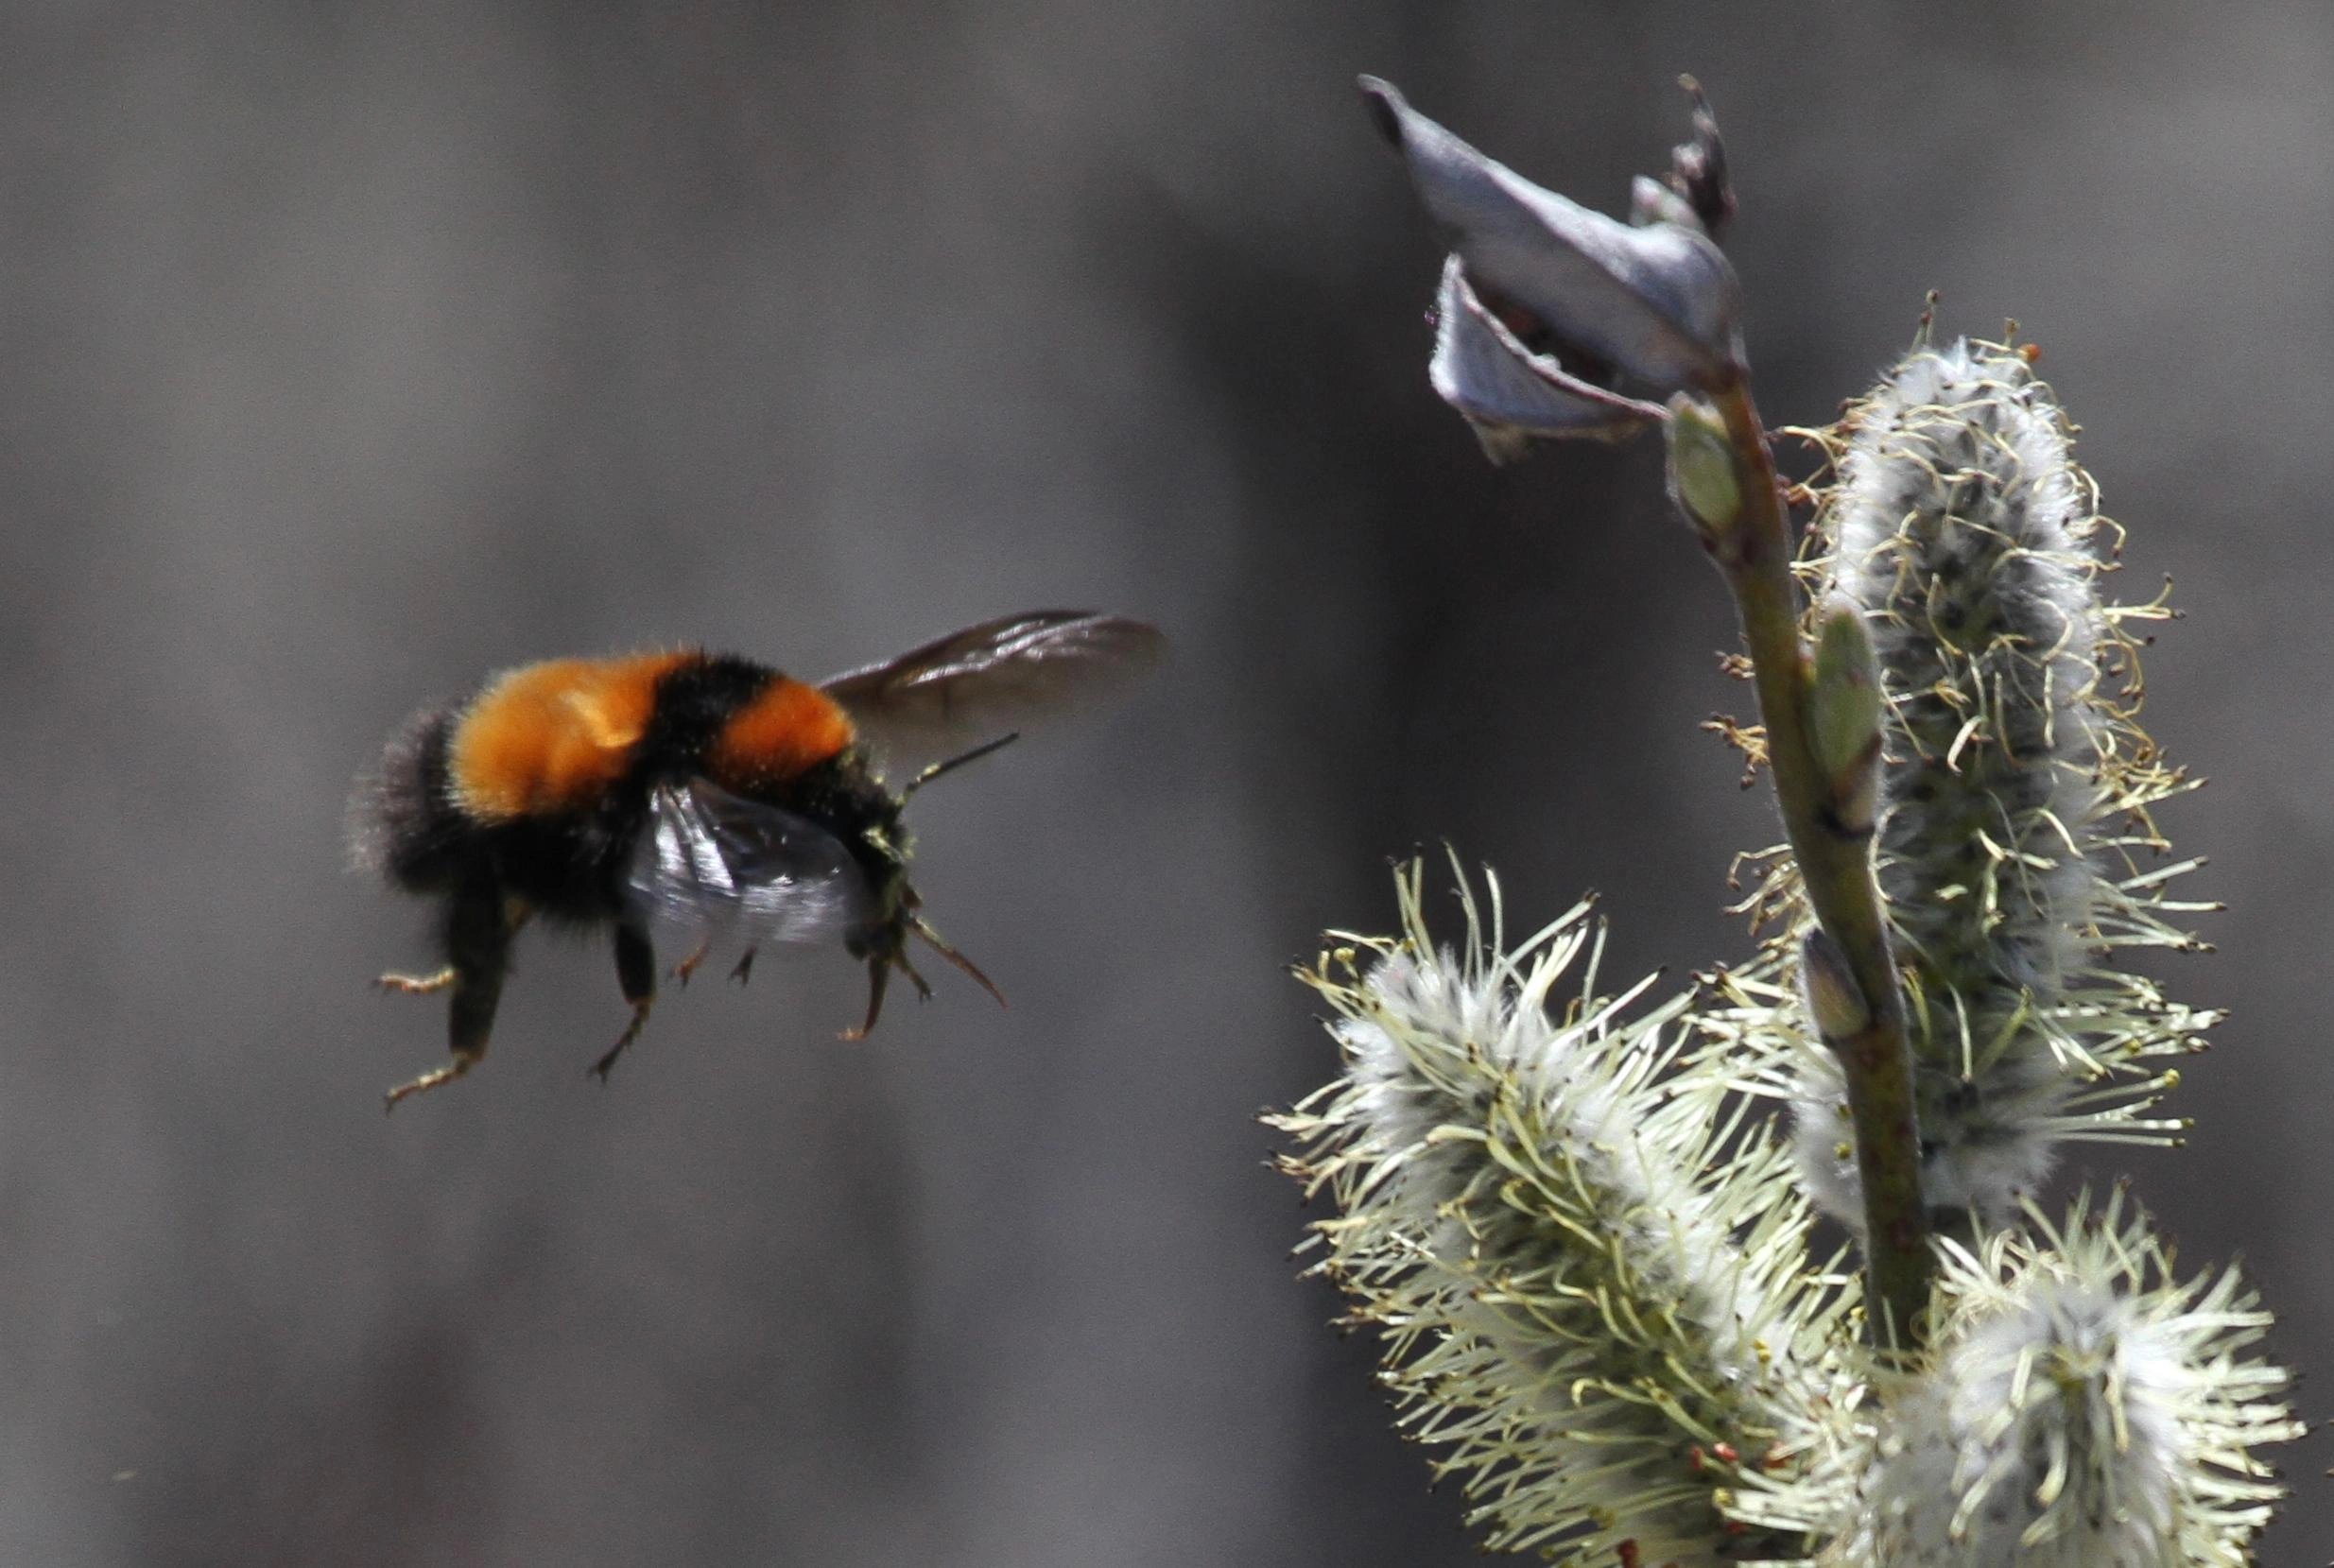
xmin=350 ymin=611 xmax=1161 ymax=1109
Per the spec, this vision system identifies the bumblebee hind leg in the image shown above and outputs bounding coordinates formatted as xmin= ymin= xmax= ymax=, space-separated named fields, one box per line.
xmin=375 ymin=966 xmax=457 ymax=994
xmin=590 ymin=921 xmax=656 ymax=1082
xmin=383 ymin=874 xmax=511 ymax=1111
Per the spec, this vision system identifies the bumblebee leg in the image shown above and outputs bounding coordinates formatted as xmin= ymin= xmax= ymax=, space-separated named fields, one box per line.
xmin=841 ymin=955 xmax=890 ymax=1042
xmin=384 ymin=878 xmax=509 ymax=1111
xmin=727 ymin=946 xmax=758 ymax=986
xmin=590 ymin=922 xmax=656 ymax=1082
xmin=375 ymin=967 xmax=457 ymax=995
xmin=908 ymin=916 xmax=1007 ymax=1009
xmin=670 ymin=934 xmax=713 ymax=987
xmin=893 ymin=950 xmax=936 ymax=1004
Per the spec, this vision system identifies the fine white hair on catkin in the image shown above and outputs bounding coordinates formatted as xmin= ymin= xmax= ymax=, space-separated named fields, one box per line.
xmin=1820 ymin=1193 xmax=2297 ymax=1568
xmin=1274 ymin=861 xmax=1851 ymax=1565
xmin=1833 ymin=342 xmax=2101 ymax=1015
xmin=1781 ymin=340 xmax=2204 ymax=1230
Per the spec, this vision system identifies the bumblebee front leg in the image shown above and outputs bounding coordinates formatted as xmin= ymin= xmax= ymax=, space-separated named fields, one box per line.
xmin=590 ymin=921 xmax=656 ymax=1081
xmin=383 ymin=875 xmax=510 ymax=1111
xmin=840 ymin=953 xmax=890 ymax=1042
xmin=841 ymin=948 xmax=933 ymax=1041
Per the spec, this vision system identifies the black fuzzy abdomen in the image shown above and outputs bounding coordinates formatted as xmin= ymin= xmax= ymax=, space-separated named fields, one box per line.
xmin=350 ymin=701 xmax=479 ymax=893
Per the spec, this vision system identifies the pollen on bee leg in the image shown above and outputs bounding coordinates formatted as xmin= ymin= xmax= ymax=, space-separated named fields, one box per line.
xmin=589 ymin=1000 xmax=653 ymax=1082
xmin=374 ymin=967 xmax=458 ymax=994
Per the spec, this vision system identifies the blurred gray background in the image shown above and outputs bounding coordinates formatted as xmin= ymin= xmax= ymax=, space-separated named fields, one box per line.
xmin=2 ymin=3 xmax=2327 ymax=1563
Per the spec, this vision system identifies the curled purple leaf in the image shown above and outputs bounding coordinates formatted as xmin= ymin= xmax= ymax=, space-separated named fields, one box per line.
xmin=1630 ymin=176 xmax=1702 ymax=233
xmin=1360 ymin=75 xmax=1744 ymax=399
xmin=1430 ymin=258 xmax=1664 ymax=461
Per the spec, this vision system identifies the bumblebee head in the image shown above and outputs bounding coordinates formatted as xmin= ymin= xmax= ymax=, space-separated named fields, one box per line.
xmin=833 ymin=732 xmax=1019 ymax=1039
xmin=839 ymin=877 xmax=1003 ymax=1041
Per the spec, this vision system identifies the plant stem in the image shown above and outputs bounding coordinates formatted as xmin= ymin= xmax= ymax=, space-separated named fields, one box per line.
xmin=1708 ymin=379 xmax=1933 ymax=1353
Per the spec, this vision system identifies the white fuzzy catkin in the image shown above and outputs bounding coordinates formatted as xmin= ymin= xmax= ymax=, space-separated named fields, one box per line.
xmin=1272 ymin=862 xmax=1849 ymax=1566
xmin=1782 ymin=341 xmax=2209 ymax=1228
xmin=1824 ymin=1191 xmax=2297 ymax=1567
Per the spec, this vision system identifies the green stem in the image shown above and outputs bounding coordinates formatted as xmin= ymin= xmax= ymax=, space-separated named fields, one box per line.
xmin=1709 ymin=381 xmax=1933 ymax=1354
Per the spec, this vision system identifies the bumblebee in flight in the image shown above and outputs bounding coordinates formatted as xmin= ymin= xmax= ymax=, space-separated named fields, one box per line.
xmin=350 ymin=611 xmax=1162 ymax=1108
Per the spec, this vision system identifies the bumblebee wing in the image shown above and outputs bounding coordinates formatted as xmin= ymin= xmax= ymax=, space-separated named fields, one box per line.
xmin=820 ymin=610 xmax=1163 ymax=765
xmin=627 ymin=780 xmax=873 ymax=946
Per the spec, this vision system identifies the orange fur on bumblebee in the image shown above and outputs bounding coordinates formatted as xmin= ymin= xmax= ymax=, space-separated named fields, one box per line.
xmin=349 ymin=611 xmax=1162 ymax=1109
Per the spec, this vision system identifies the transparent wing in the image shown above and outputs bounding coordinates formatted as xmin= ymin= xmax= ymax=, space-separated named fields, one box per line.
xmin=626 ymin=780 xmax=873 ymax=947
xmin=820 ymin=610 xmax=1164 ymax=766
